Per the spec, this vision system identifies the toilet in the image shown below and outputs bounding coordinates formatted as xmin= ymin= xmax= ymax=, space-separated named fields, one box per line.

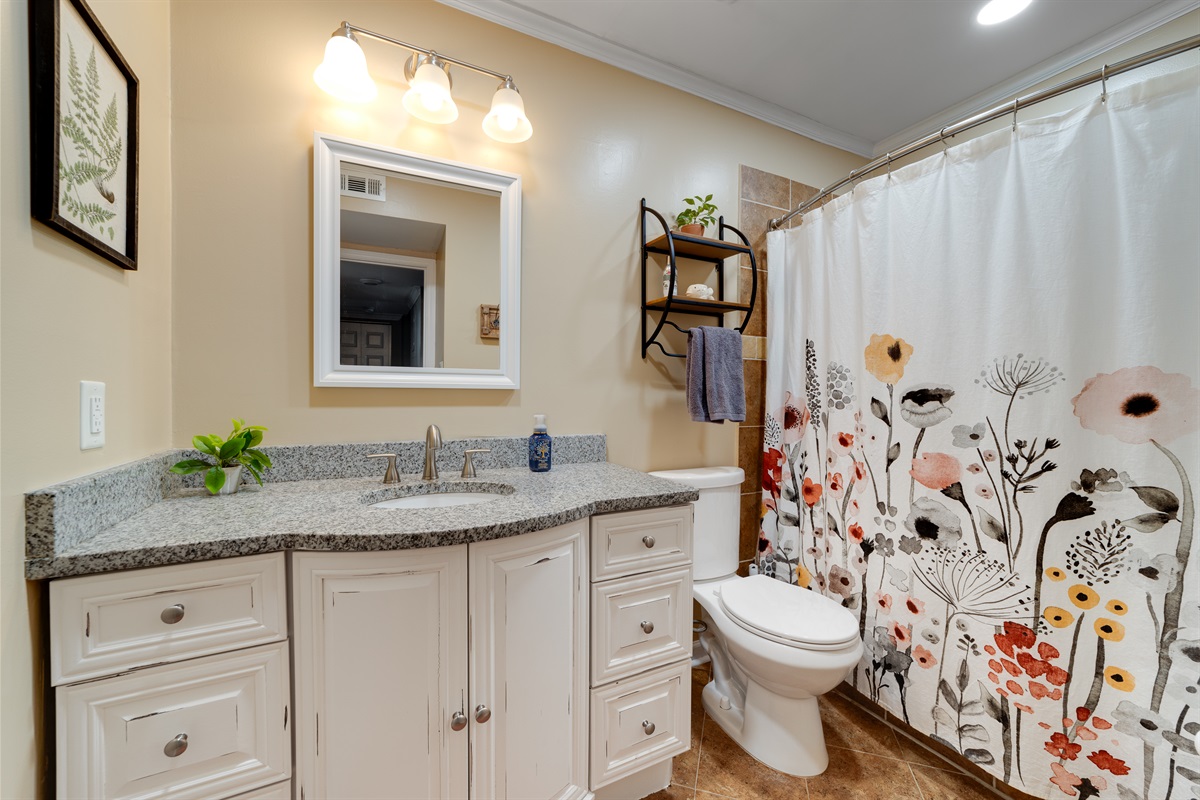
xmin=649 ymin=466 xmax=864 ymax=777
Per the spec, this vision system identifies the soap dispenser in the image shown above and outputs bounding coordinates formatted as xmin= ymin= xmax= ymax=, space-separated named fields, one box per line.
xmin=528 ymin=414 xmax=552 ymax=472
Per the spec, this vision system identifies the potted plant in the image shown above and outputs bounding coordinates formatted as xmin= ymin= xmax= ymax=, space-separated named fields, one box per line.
xmin=675 ymin=194 xmax=718 ymax=236
xmin=170 ymin=419 xmax=272 ymax=495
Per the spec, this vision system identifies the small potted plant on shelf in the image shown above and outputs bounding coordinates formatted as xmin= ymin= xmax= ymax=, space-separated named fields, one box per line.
xmin=675 ymin=194 xmax=718 ymax=236
xmin=170 ymin=419 xmax=272 ymax=495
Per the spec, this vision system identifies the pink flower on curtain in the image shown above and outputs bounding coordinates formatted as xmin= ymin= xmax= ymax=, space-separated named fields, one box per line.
xmin=1071 ymin=366 xmax=1199 ymax=444
xmin=777 ymin=391 xmax=811 ymax=444
xmin=910 ymin=452 xmax=962 ymax=490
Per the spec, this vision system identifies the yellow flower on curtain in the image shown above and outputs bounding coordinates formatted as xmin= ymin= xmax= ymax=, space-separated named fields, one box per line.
xmin=864 ymin=334 xmax=914 ymax=385
xmin=795 ymin=563 xmax=812 ymax=588
xmin=1104 ymin=667 xmax=1135 ymax=692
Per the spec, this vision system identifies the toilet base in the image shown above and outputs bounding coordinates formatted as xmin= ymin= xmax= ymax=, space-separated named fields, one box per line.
xmin=702 ymin=680 xmax=829 ymax=777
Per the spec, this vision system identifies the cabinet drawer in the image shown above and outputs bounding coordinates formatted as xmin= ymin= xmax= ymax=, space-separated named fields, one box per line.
xmin=592 ymin=566 xmax=692 ymax=685
xmin=57 ymin=641 xmax=290 ymax=800
xmin=591 ymin=505 xmax=692 ymax=581
xmin=51 ymin=553 xmax=287 ymax=685
xmin=229 ymin=780 xmax=290 ymax=799
xmin=590 ymin=660 xmax=690 ymax=790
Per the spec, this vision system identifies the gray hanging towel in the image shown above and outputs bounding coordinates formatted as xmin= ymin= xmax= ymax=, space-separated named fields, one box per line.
xmin=687 ymin=326 xmax=745 ymax=423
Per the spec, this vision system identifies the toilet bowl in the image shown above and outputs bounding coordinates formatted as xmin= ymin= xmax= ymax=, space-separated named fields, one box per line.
xmin=649 ymin=467 xmax=864 ymax=777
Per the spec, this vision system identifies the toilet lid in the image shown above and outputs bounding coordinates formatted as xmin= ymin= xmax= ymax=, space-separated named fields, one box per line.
xmin=719 ymin=575 xmax=859 ymax=649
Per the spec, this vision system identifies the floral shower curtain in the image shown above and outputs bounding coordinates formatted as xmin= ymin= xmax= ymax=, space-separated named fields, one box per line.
xmin=762 ymin=66 xmax=1199 ymax=800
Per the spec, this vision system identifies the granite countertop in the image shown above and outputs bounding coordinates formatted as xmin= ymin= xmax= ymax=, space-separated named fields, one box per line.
xmin=27 ymin=460 xmax=699 ymax=580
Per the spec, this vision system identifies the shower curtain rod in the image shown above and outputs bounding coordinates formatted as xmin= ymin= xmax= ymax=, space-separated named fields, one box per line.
xmin=769 ymin=33 xmax=1200 ymax=230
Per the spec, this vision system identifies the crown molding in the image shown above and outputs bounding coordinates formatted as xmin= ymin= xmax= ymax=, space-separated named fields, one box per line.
xmin=872 ymin=0 xmax=1200 ymax=155
xmin=435 ymin=0 xmax=875 ymax=157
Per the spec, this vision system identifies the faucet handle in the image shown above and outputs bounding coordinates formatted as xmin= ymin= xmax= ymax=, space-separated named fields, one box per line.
xmin=367 ymin=453 xmax=400 ymax=484
xmin=462 ymin=449 xmax=490 ymax=478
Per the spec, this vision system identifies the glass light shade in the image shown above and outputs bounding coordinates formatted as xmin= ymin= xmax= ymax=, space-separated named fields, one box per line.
xmin=977 ymin=0 xmax=1032 ymax=25
xmin=402 ymin=62 xmax=458 ymax=124
xmin=483 ymin=86 xmax=533 ymax=143
xmin=314 ymin=35 xmax=377 ymax=103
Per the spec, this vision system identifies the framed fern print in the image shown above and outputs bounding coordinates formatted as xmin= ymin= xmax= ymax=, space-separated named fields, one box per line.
xmin=30 ymin=0 xmax=138 ymax=270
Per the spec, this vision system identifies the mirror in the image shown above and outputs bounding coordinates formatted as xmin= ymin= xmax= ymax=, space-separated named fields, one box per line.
xmin=314 ymin=133 xmax=521 ymax=389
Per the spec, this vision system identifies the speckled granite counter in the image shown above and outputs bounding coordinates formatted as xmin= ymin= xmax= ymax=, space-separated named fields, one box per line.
xmin=26 ymin=437 xmax=698 ymax=580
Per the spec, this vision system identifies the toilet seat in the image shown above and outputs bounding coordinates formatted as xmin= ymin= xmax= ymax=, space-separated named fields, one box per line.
xmin=718 ymin=575 xmax=859 ymax=651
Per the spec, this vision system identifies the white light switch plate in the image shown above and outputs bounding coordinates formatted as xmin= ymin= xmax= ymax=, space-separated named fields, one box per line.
xmin=80 ymin=381 xmax=105 ymax=449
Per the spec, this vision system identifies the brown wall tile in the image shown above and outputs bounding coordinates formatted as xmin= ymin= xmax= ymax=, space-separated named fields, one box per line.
xmin=740 ymin=165 xmax=790 ymax=209
xmin=737 ymin=425 xmax=762 ymax=495
xmin=790 ymin=179 xmax=819 ymax=208
xmin=742 ymin=360 xmax=765 ymax=423
xmin=737 ymin=199 xmax=775 ymax=270
xmin=740 ymin=268 xmax=766 ymax=337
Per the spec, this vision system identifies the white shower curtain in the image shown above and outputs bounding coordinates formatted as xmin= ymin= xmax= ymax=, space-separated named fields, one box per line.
xmin=763 ymin=66 xmax=1199 ymax=800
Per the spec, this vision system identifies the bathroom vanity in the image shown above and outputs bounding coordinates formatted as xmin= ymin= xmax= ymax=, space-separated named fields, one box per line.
xmin=28 ymin=437 xmax=699 ymax=800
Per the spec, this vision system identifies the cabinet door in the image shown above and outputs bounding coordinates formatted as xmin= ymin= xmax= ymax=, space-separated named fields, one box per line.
xmin=469 ymin=520 xmax=590 ymax=800
xmin=293 ymin=548 xmax=468 ymax=800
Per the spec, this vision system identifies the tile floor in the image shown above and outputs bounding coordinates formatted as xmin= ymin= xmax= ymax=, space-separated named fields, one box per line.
xmin=647 ymin=666 xmax=1014 ymax=800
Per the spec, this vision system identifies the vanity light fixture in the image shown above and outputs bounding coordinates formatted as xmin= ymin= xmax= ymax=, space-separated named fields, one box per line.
xmin=976 ymin=0 xmax=1033 ymax=25
xmin=314 ymin=21 xmax=533 ymax=142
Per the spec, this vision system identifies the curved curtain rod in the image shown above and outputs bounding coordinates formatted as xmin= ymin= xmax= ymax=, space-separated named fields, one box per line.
xmin=770 ymin=33 xmax=1200 ymax=230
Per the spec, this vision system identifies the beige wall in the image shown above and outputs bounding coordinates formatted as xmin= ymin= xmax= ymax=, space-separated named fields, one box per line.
xmin=168 ymin=0 xmax=864 ymax=471
xmin=0 ymin=2 xmax=174 ymax=797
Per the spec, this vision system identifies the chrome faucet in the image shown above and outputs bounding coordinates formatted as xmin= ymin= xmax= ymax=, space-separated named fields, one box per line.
xmin=423 ymin=425 xmax=442 ymax=481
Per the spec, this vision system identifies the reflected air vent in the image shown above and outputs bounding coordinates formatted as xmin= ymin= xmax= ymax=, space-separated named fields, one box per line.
xmin=340 ymin=170 xmax=386 ymax=201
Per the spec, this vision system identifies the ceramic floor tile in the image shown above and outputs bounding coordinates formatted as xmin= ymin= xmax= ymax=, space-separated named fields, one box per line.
xmin=912 ymin=765 xmax=1004 ymax=800
xmin=819 ymin=691 xmax=903 ymax=759
xmin=806 ymin=747 xmax=923 ymax=800
xmin=891 ymin=725 xmax=967 ymax=772
xmin=645 ymin=785 xmax=696 ymax=800
xmin=673 ymin=667 xmax=709 ymax=788
xmin=695 ymin=718 xmax=809 ymax=799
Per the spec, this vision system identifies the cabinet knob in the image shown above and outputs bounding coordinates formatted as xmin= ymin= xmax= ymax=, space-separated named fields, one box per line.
xmin=163 ymin=733 xmax=189 ymax=758
xmin=642 ymin=535 xmax=656 ymax=548
xmin=642 ymin=720 xmax=655 ymax=736
xmin=450 ymin=711 xmax=468 ymax=732
xmin=640 ymin=620 xmax=655 ymax=634
xmin=160 ymin=604 xmax=186 ymax=624
xmin=475 ymin=704 xmax=492 ymax=724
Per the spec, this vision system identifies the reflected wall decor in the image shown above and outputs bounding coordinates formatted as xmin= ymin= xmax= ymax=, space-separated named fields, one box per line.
xmin=29 ymin=0 xmax=139 ymax=270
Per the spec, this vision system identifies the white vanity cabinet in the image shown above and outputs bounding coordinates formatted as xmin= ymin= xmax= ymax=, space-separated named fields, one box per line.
xmin=50 ymin=553 xmax=291 ymax=800
xmin=588 ymin=506 xmax=694 ymax=791
xmin=292 ymin=519 xmax=590 ymax=800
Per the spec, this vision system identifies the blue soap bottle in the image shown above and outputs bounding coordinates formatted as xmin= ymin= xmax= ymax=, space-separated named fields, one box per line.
xmin=528 ymin=414 xmax=552 ymax=472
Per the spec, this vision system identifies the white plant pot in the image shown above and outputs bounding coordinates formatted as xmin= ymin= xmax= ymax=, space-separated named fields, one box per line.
xmin=218 ymin=465 xmax=243 ymax=495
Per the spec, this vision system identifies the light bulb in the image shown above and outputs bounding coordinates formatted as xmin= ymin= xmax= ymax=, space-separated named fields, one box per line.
xmin=483 ymin=82 xmax=532 ymax=143
xmin=420 ymin=91 xmax=443 ymax=112
xmin=402 ymin=59 xmax=458 ymax=124
xmin=313 ymin=30 xmax=377 ymax=103
xmin=977 ymin=0 xmax=1032 ymax=25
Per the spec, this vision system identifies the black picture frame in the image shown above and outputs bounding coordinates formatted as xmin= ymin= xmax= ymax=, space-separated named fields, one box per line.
xmin=29 ymin=0 xmax=139 ymax=270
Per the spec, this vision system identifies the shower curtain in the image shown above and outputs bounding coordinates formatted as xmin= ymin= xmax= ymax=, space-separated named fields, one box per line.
xmin=762 ymin=66 xmax=1199 ymax=800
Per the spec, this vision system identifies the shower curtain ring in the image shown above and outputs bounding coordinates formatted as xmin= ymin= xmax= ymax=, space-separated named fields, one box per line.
xmin=887 ymin=153 xmax=893 ymax=178
xmin=1012 ymin=98 xmax=1019 ymax=132
xmin=940 ymin=127 xmax=949 ymax=155
xmin=1101 ymin=64 xmax=1109 ymax=103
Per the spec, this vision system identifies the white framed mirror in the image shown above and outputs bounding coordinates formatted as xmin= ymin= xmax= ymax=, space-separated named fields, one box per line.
xmin=314 ymin=132 xmax=521 ymax=389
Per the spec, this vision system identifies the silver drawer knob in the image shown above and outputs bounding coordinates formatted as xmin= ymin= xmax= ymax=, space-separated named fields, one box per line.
xmin=450 ymin=711 xmax=468 ymax=732
xmin=475 ymin=704 xmax=492 ymax=724
xmin=164 ymin=733 xmax=189 ymax=758
xmin=642 ymin=720 xmax=655 ymax=736
xmin=642 ymin=535 xmax=655 ymax=548
xmin=640 ymin=620 xmax=654 ymax=634
xmin=160 ymin=604 xmax=186 ymax=624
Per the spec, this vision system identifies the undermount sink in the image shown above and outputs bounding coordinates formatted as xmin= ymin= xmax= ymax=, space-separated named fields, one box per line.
xmin=370 ymin=492 xmax=506 ymax=510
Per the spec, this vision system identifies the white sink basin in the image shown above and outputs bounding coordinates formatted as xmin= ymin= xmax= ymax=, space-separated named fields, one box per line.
xmin=370 ymin=492 xmax=506 ymax=510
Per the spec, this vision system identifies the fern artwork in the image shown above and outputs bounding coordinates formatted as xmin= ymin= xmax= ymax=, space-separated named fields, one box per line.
xmin=59 ymin=37 xmax=123 ymax=241
xmin=31 ymin=0 xmax=138 ymax=269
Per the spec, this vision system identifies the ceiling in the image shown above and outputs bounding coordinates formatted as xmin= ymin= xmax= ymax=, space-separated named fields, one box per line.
xmin=438 ymin=0 xmax=1195 ymax=156
xmin=341 ymin=210 xmax=447 ymax=254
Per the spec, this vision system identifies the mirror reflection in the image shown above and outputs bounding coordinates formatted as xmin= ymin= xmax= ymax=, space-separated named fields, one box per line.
xmin=338 ymin=163 xmax=501 ymax=370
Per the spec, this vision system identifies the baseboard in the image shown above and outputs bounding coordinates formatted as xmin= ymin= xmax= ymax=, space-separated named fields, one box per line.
xmin=836 ymin=681 xmax=1042 ymax=800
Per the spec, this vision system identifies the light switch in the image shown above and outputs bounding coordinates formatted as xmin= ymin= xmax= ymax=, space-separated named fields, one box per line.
xmin=80 ymin=381 xmax=105 ymax=449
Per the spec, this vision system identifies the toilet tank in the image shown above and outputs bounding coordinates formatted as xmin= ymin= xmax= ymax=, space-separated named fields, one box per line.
xmin=648 ymin=466 xmax=744 ymax=581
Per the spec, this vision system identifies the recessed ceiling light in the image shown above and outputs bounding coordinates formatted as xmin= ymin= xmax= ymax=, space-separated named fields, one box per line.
xmin=977 ymin=0 xmax=1032 ymax=25
xmin=359 ymin=277 xmax=383 ymax=286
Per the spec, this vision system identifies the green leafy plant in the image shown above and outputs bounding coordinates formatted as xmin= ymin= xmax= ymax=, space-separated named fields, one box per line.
xmin=675 ymin=194 xmax=718 ymax=229
xmin=170 ymin=419 xmax=272 ymax=495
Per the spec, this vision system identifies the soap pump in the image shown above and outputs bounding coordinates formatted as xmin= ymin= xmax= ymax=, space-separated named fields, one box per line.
xmin=528 ymin=414 xmax=552 ymax=472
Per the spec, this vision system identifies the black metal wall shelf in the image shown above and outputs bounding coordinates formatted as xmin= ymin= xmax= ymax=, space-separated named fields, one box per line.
xmin=640 ymin=198 xmax=758 ymax=359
